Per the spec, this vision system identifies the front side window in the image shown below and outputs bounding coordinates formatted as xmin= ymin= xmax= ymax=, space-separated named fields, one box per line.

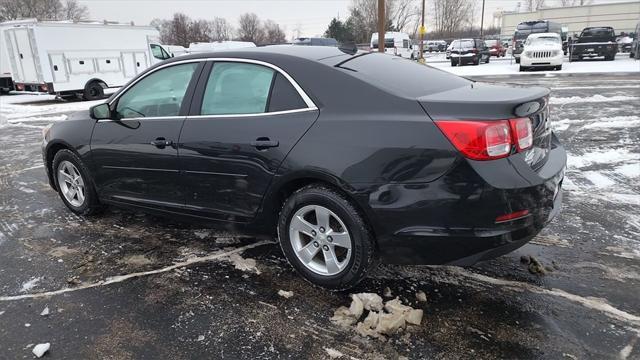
xmin=200 ymin=62 xmax=275 ymax=115
xmin=115 ymin=63 xmax=197 ymax=118
xmin=150 ymin=44 xmax=170 ymax=60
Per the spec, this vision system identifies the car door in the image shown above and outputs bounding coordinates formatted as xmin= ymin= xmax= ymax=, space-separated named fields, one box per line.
xmin=90 ymin=61 xmax=203 ymax=209
xmin=179 ymin=60 xmax=319 ymax=222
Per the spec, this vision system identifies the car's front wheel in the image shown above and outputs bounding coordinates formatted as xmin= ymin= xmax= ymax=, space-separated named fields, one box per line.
xmin=278 ymin=184 xmax=376 ymax=290
xmin=52 ymin=149 xmax=103 ymax=216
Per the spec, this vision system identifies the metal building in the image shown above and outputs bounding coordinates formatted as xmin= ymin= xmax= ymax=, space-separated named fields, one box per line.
xmin=500 ymin=1 xmax=640 ymax=37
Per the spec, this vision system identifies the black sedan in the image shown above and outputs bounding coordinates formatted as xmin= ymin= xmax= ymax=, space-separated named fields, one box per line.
xmin=42 ymin=46 xmax=566 ymax=289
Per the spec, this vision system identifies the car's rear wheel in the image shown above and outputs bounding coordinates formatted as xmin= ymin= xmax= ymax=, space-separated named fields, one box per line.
xmin=519 ymin=65 xmax=525 ymax=72
xmin=278 ymin=184 xmax=376 ymax=290
xmin=450 ymin=59 xmax=458 ymax=66
xmin=485 ymin=55 xmax=490 ymax=63
xmin=53 ymin=150 xmax=103 ymax=216
xmin=515 ymin=57 xmax=520 ymax=64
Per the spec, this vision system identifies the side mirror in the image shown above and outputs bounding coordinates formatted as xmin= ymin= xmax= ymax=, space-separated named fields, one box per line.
xmin=90 ymin=103 xmax=111 ymax=120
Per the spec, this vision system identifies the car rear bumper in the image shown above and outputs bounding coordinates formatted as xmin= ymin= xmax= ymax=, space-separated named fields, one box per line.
xmin=354 ymin=135 xmax=566 ymax=266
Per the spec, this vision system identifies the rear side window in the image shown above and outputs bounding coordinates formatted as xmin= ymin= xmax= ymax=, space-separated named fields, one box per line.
xmin=201 ymin=62 xmax=275 ymax=115
xmin=338 ymin=53 xmax=470 ymax=98
xmin=268 ymin=73 xmax=306 ymax=112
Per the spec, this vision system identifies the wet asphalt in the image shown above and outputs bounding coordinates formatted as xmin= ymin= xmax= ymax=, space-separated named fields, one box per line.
xmin=0 ymin=72 xmax=639 ymax=359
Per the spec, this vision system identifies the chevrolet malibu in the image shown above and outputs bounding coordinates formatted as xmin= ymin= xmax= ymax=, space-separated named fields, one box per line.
xmin=42 ymin=46 xmax=566 ymax=290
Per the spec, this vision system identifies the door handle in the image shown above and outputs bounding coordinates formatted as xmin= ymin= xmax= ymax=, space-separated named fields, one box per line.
xmin=150 ymin=137 xmax=173 ymax=148
xmin=251 ymin=137 xmax=279 ymax=150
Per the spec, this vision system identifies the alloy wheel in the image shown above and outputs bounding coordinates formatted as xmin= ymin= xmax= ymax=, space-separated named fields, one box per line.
xmin=288 ymin=205 xmax=352 ymax=276
xmin=57 ymin=160 xmax=86 ymax=207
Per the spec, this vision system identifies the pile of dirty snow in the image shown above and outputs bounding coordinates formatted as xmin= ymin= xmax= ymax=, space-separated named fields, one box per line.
xmin=331 ymin=293 xmax=423 ymax=339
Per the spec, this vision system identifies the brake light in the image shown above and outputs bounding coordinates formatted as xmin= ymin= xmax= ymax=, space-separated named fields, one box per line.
xmin=471 ymin=48 xmax=478 ymax=53
xmin=434 ymin=118 xmax=533 ymax=161
xmin=495 ymin=209 xmax=530 ymax=223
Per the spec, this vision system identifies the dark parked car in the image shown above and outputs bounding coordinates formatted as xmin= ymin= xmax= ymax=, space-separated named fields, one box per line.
xmin=42 ymin=46 xmax=566 ymax=289
xmin=570 ymin=26 xmax=617 ymax=61
xmin=449 ymin=38 xmax=491 ymax=66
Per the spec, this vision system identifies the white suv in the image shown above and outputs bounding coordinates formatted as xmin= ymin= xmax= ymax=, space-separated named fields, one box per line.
xmin=520 ymin=33 xmax=564 ymax=71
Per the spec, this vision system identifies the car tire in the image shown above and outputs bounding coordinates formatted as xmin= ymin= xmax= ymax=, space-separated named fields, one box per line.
xmin=515 ymin=57 xmax=520 ymax=64
xmin=556 ymin=65 xmax=562 ymax=71
xmin=519 ymin=65 xmax=525 ymax=72
xmin=83 ymin=81 xmax=104 ymax=101
xmin=485 ymin=55 xmax=490 ymax=64
xmin=473 ymin=57 xmax=480 ymax=66
xmin=277 ymin=184 xmax=376 ymax=290
xmin=52 ymin=149 xmax=103 ymax=216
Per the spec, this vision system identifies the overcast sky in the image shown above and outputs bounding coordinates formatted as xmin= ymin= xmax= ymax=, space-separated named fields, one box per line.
xmin=77 ymin=0 xmax=635 ymax=38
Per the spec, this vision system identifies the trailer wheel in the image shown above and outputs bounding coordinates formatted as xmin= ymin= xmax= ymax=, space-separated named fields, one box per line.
xmin=83 ymin=81 xmax=105 ymax=101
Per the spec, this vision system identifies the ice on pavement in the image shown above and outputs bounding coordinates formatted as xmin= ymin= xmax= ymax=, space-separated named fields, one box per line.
xmin=20 ymin=277 xmax=42 ymax=292
xmin=277 ymin=290 xmax=294 ymax=298
xmin=331 ymin=293 xmax=423 ymax=339
xmin=40 ymin=306 xmax=50 ymax=316
xmin=32 ymin=343 xmax=50 ymax=358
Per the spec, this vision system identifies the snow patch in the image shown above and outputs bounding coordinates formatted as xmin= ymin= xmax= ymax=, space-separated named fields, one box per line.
xmin=550 ymin=95 xmax=638 ymax=105
xmin=32 ymin=343 xmax=50 ymax=358
xmin=331 ymin=293 xmax=423 ymax=339
xmin=324 ymin=348 xmax=344 ymax=359
xmin=616 ymin=163 xmax=640 ymax=178
xmin=225 ymin=253 xmax=261 ymax=274
xmin=567 ymin=149 xmax=637 ymax=169
xmin=583 ymin=171 xmax=615 ymax=188
xmin=581 ymin=116 xmax=640 ymax=130
xmin=20 ymin=277 xmax=42 ymax=292
xmin=277 ymin=290 xmax=294 ymax=299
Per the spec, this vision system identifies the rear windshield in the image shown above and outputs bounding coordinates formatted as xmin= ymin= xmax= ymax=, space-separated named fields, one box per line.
xmin=485 ymin=40 xmax=498 ymax=46
xmin=450 ymin=40 xmax=474 ymax=48
xmin=581 ymin=28 xmax=614 ymax=37
xmin=337 ymin=53 xmax=470 ymax=98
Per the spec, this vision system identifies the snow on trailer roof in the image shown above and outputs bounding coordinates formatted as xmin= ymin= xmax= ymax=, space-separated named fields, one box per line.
xmin=0 ymin=18 xmax=156 ymax=30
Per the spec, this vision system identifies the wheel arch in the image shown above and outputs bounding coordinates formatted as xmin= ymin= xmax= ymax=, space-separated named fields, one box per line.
xmin=84 ymin=78 xmax=107 ymax=90
xmin=45 ymin=140 xmax=78 ymax=190
xmin=257 ymin=170 xmax=378 ymax=242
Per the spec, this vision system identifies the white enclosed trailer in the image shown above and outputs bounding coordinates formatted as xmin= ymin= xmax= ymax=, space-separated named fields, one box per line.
xmin=2 ymin=20 xmax=172 ymax=100
xmin=0 ymin=19 xmax=38 ymax=93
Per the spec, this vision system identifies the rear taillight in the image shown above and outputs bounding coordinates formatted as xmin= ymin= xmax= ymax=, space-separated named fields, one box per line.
xmin=510 ymin=117 xmax=533 ymax=151
xmin=495 ymin=209 xmax=530 ymax=223
xmin=434 ymin=118 xmax=533 ymax=161
xmin=471 ymin=48 xmax=478 ymax=53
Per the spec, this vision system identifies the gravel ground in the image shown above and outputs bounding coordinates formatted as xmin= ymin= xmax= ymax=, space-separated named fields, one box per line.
xmin=0 ymin=72 xmax=639 ymax=359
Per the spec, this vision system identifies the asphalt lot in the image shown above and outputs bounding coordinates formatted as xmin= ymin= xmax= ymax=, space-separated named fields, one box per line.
xmin=0 ymin=72 xmax=639 ymax=359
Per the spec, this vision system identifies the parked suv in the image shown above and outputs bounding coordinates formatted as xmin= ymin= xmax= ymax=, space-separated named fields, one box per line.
xmin=449 ymin=39 xmax=490 ymax=66
xmin=570 ymin=27 xmax=617 ymax=61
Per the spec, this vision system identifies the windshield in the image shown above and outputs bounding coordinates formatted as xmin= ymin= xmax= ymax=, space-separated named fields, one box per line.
xmin=450 ymin=40 xmax=473 ymax=48
xmin=526 ymin=36 xmax=560 ymax=46
xmin=581 ymin=28 xmax=614 ymax=37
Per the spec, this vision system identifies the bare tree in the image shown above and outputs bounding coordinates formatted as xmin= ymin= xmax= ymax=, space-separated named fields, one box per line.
xmin=0 ymin=0 xmax=88 ymax=21
xmin=559 ymin=0 xmax=592 ymax=6
xmin=390 ymin=0 xmax=420 ymax=33
xmin=208 ymin=17 xmax=233 ymax=41
xmin=189 ymin=19 xmax=210 ymax=43
xmin=169 ymin=13 xmax=192 ymax=47
xmin=524 ymin=0 xmax=546 ymax=11
xmin=237 ymin=12 xmax=264 ymax=44
xmin=431 ymin=0 xmax=475 ymax=37
xmin=263 ymin=19 xmax=286 ymax=44
xmin=61 ymin=0 xmax=88 ymax=21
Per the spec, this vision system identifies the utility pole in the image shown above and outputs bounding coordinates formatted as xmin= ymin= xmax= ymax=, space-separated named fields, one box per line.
xmin=378 ymin=0 xmax=385 ymax=53
xmin=418 ymin=0 xmax=425 ymax=62
xmin=480 ymin=0 xmax=486 ymax=38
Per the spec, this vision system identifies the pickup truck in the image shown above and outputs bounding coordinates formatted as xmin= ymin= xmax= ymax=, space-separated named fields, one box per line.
xmin=569 ymin=26 xmax=617 ymax=61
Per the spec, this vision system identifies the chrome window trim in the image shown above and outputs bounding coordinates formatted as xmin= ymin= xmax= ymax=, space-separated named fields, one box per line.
xmin=107 ymin=57 xmax=318 ymax=116
xmin=186 ymin=107 xmax=316 ymax=119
